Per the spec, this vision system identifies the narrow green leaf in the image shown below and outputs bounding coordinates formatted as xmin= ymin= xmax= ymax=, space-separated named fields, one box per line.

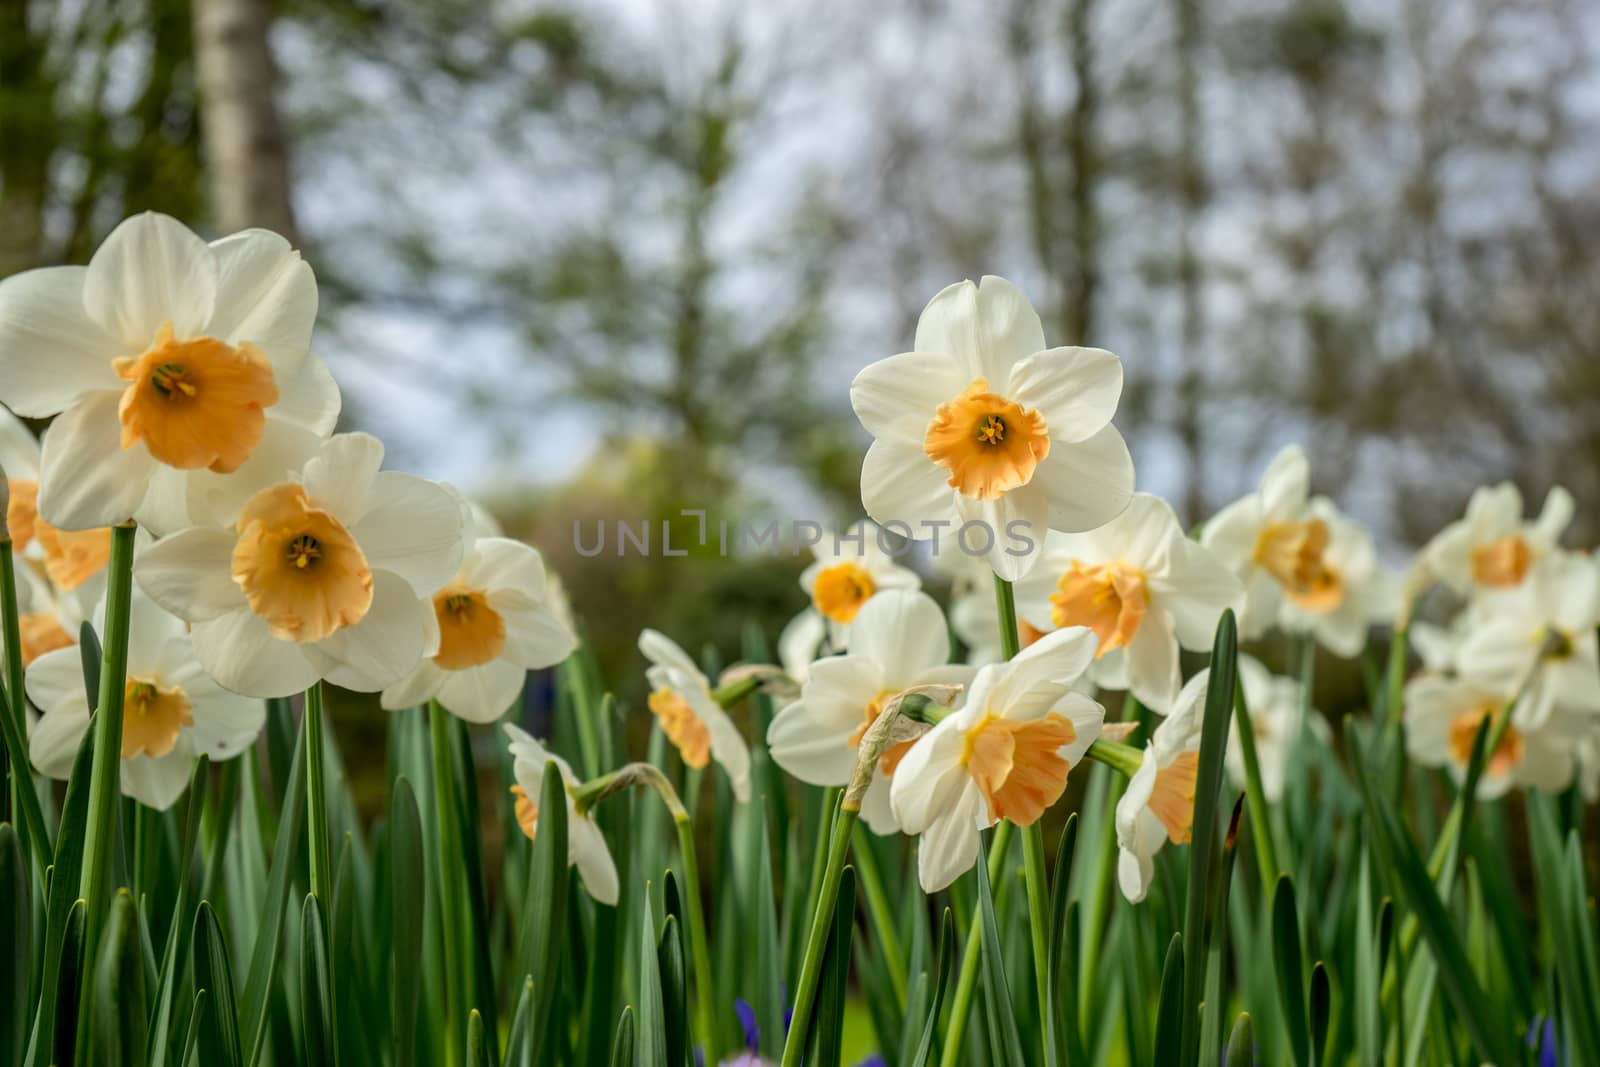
xmin=1181 ymin=609 xmax=1238 ymax=1066
xmin=0 ymin=824 xmax=30 ymax=1065
xmin=1152 ymin=932 xmax=1185 ymax=1065
xmin=192 ymin=900 xmax=242 ymax=1067
xmin=239 ymin=716 xmax=307 ymax=1066
xmin=908 ymin=909 xmax=956 ymax=1067
xmin=89 ymin=889 xmax=147 ymax=1066
xmin=1272 ymin=876 xmax=1309 ymax=1067
xmin=299 ymin=894 xmax=332 ymax=1066
xmin=466 ymin=1010 xmax=491 ymax=1067
xmin=1045 ymin=814 xmax=1079 ymax=1067
xmin=804 ymin=866 xmax=856 ymax=1067
xmin=609 ymin=1006 xmax=636 ymax=1067
xmin=47 ymin=899 xmax=87 ymax=1067
xmin=504 ymin=977 xmax=535 ymax=1067
xmin=658 ymin=915 xmax=691 ymax=1067
xmin=976 ymin=835 xmax=1027 ymax=1067
xmin=180 ymin=990 xmax=207 ymax=1067
xmin=522 ymin=760 xmax=570 ymax=1066
xmin=149 ymin=757 xmax=209 ymax=1067
xmin=1225 ymin=1013 xmax=1253 ymax=1067
xmin=750 ymin=802 xmax=785 ymax=1060
xmin=389 ymin=777 xmax=425 ymax=1067
xmin=1308 ymin=962 xmax=1331 ymax=1067
xmin=638 ymin=893 xmax=668 ymax=1067
xmin=27 ymin=727 xmax=95 ymax=1067
xmin=77 ymin=620 xmax=101 ymax=709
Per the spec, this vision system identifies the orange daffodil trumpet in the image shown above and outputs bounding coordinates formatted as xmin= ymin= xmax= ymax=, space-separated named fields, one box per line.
xmin=504 ymin=724 xmax=619 ymax=905
xmin=0 ymin=213 xmax=340 ymax=534
xmin=850 ymin=276 xmax=1134 ymax=581
xmin=640 ymin=629 xmax=753 ymax=802
xmin=1015 ymin=493 xmax=1241 ymax=713
xmin=768 ymin=590 xmax=974 ymax=834
xmin=889 ymin=626 xmax=1104 ymax=893
xmin=27 ymin=587 xmax=264 ymax=810
xmin=382 ymin=515 xmax=578 ymax=723
xmin=1422 ymin=483 xmax=1573 ymax=597
xmin=1116 ymin=669 xmax=1209 ymax=904
xmin=134 ymin=433 xmax=465 ymax=698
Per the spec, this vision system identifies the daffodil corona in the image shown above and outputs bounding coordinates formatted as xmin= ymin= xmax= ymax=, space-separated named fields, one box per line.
xmin=640 ymin=629 xmax=753 ymax=802
xmin=135 ymin=433 xmax=464 ymax=697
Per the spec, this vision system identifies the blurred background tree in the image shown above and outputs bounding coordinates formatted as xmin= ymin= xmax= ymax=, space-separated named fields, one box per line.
xmin=4 ymin=0 xmax=1599 ymax=699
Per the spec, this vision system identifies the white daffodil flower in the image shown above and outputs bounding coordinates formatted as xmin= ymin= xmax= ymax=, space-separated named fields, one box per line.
xmin=2 ymin=404 xmax=111 ymax=592
xmin=1116 ymin=669 xmax=1210 ymax=904
xmin=890 ymin=627 xmax=1104 ymax=892
xmin=1453 ymin=550 xmax=1600 ymax=729
xmin=1016 ymin=493 xmax=1241 ymax=712
xmin=0 ymin=213 xmax=340 ymax=534
xmin=1226 ymin=655 xmax=1326 ymax=804
xmin=135 ymin=433 xmax=464 ymax=697
xmin=1404 ymin=674 xmax=1578 ymax=798
xmin=504 ymin=724 xmax=619 ymax=905
xmin=850 ymin=275 xmax=1134 ymax=581
xmin=1422 ymin=483 xmax=1572 ymax=597
xmin=639 ymin=629 xmax=752 ymax=803
xmin=1202 ymin=445 xmax=1329 ymax=640
xmin=381 ymin=532 xmax=577 ymax=723
xmin=768 ymin=590 xmax=973 ymax=835
xmin=1275 ymin=498 xmax=1392 ymax=658
xmin=795 ymin=520 xmax=921 ymax=650
xmin=27 ymin=587 xmax=264 ymax=810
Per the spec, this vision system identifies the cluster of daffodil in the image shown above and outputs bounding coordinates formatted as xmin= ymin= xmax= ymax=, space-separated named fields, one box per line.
xmin=0 ymin=218 xmax=1595 ymax=1067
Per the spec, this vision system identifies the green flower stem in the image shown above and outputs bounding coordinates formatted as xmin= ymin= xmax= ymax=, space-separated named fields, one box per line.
xmin=937 ymin=819 xmax=1015 ymax=1067
xmin=306 ymin=682 xmax=342 ymax=1054
xmin=992 ymin=575 xmax=1021 ymax=661
xmin=1085 ymin=738 xmax=1144 ymax=778
xmin=781 ymin=795 xmax=859 ymax=1067
xmin=77 ymin=520 xmax=137 ymax=943
xmin=572 ymin=761 xmax=719 ymax=1064
xmin=0 ymin=537 xmax=50 ymax=876
xmin=1230 ymin=681 xmax=1280 ymax=891
xmin=711 ymin=674 xmax=761 ymax=708
xmin=849 ymin=822 xmax=908 ymax=1004
xmin=428 ymin=700 xmax=469 ymax=1067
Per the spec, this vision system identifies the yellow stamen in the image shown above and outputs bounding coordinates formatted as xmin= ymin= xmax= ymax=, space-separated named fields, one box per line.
xmin=1149 ymin=750 xmax=1200 ymax=844
xmin=1471 ymin=535 xmax=1532 ymax=588
xmin=19 ymin=612 xmax=74 ymax=666
xmin=1254 ymin=518 xmax=1341 ymax=609
xmin=812 ymin=561 xmax=876 ymax=623
xmin=231 ymin=483 xmax=373 ymax=642
xmin=1447 ymin=705 xmax=1523 ymax=778
xmin=122 ymin=676 xmax=194 ymax=759
xmin=7 ymin=478 xmax=38 ymax=552
xmin=649 ymin=687 xmax=712 ymax=769
xmin=433 ymin=587 xmax=507 ymax=670
xmin=924 ymin=379 xmax=1051 ymax=500
xmin=33 ymin=519 xmax=112 ymax=590
xmin=510 ymin=784 xmax=539 ymax=841
xmin=113 ymin=321 xmax=279 ymax=473
xmin=1050 ymin=561 xmax=1149 ymax=657
xmin=961 ymin=712 xmax=1077 ymax=825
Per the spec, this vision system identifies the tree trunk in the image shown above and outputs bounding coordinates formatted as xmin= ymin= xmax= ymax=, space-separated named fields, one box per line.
xmin=192 ymin=0 xmax=297 ymax=239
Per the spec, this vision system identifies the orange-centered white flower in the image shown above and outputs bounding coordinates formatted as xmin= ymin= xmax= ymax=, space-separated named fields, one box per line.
xmin=136 ymin=433 xmax=464 ymax=698
xmin=769 ymin=590 xmax=973 ymax=835
xmin=1273 ymin=499 xmax=1392 ymax=657
xmin=504 ymin=724 xmax=618 ymax=905
xmin=1016 ymin=494 xmax=1242 ymax=713
xmin=0 ymin=213 xmax=340 ymax=534
xmin=783 ymin=520 xmax=923 ymax=670
xmin=639 ymin=629 xmax=752 ymax=802
xmin=1404 ymin=674 xmax=1580 ymax=799
xmin=1421 ymin=483 xmax=1572 ymax=597
xmin=890 ymin=627 xmax=1103 ymax=892
xmin=1116 ymin=669 xmax=1211 ymax=903
xmin=850 ymin=276 xmax=1134 ymax=581
xmin=28 ymin=588 xmax=264 ymax=810
xmin=384 ymin=526 xmax=577 ymax=722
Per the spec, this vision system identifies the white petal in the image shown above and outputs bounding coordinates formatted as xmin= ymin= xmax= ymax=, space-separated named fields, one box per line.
xmin=915 ymin=277 xmax=1046 ymax=388
xmin=206 ymin=229 xmax=317 ymax=371
xmin=28 ymin=701 xmax=91 ymax=781
xmin=270 ymin=354 xmax=341 ymax=436
xmin=83 ymin=213 xmax=217 ymax=345
xmin=1258 ymin=446 xmax=1309 ymax=522
xmin=122 ymin=586 xmax=188 ymax=672
xmin=314 ymin=571 xmax=431 ymax=692
xmin=1123 ymin=615 xmax=1180 ymax=714
xmin=463 ymin=538 xmax=548 ymax=596
xmin=983 ymin=626 xmax=1100 ymax=719
xmin=435 ymin=659 xmax=527 ymax=724
xmin=1532 ymin=486 xmax=1574 ymax=547
xmin=36 ymin=390 xmax=155 ymax=530
xmin=1199 ymin=494 xmax=1261 ymax=570
xmin=177 ymin=672 xmax=267 ymax=757
xmin=777 ymin=609 xmax=826 ymax=682
xmin=381 ymin=658 xmax=446 ymax=711
xmin=1008 ymin=347 xmax=1123 ymax=444
xmin=179 ymin=419 xmax=325 ymax=531
xmin=858 ymin=772 xmax=900 ymax=835
xmin=135 ymin=527 xmax=248 ymax=621
xmin=0 ymin=266 xmax=125 ymax=416
xmin=191 ymin=610 xmax=321 ymax=698
xmin=767 ymin=688 xmax=866 ymax=788
xmin=133 ymin=466 xmax=195 ymax=537
xmin=860 ymin=438 xmax=956 ymax=534
xmin=915 ymin=787 xmax=985 ymax=893
xmin=850 ymin=351 xmax=967 ymax=446
xmin=1030 ymin=424 xmax=1135 ymax=534
xmin=690 ymin=688 xmax=752 ymax=803
xmin=25 ymin=647 xmax=93 ymax=722
xmin=494 ymin=594 xmax=577 ymax=669
xmin=302 ymin=433 xmax=383 ymax=523
xmin=848 ymin=590 xmax=951 ymax=681
xmin=888 ymin=719 xmax=968 ymax=835
xmin=1157 ymin=538 xmax=1244 ymax=650
xmin=121 ymin=749 xmax=196 ymax=810
xmin=348 ymin=472 xmax=466 ymax=595
xmin=571 ymin=816 xmax=620 ymax=905
xmin=953 ymin=482 xmax=1049 ymax=582
xmin=0 ymin=404 xmax=41 ymax=478
xmin=638 ymin=630 xmax=705 ymax=683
